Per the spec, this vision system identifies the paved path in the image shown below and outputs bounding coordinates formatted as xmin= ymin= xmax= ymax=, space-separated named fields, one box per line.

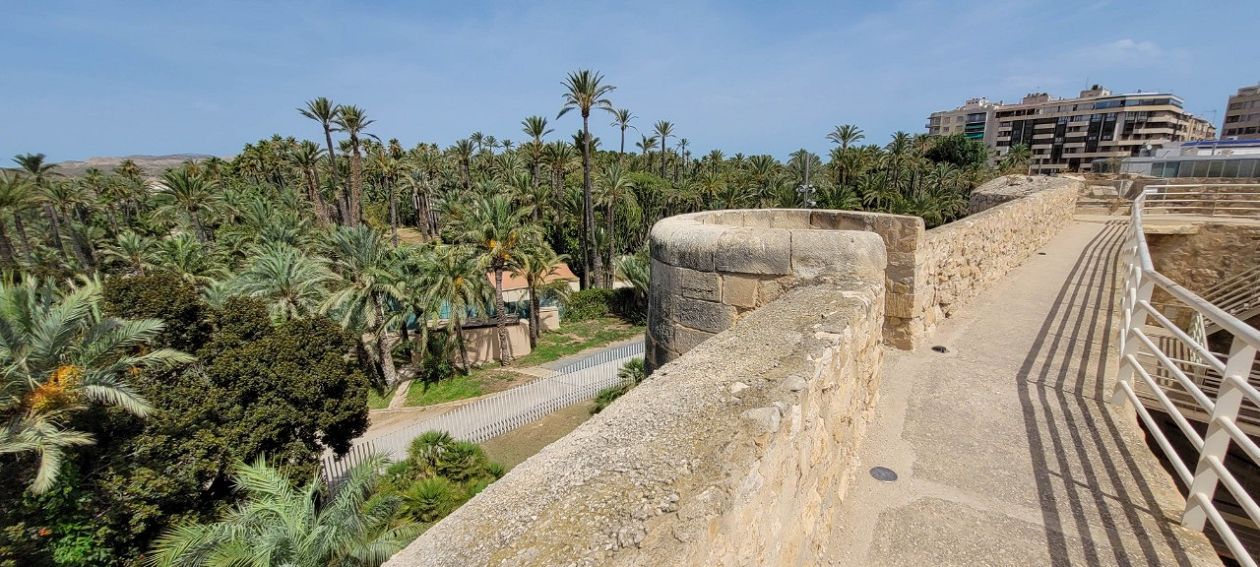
xmin=357 ymin=339 xmax=645 ymax=457
xmin=828 ymin=219 xmax=1221 ymax=566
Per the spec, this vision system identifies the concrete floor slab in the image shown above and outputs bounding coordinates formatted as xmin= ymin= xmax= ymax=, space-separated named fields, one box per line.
xmin=828 ymin=219 xmax=1222 ymax=566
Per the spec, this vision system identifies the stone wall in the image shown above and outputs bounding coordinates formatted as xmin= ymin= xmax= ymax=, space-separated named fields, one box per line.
xmin=646 ymin=210 xmax=891 ymax=369
xmin=648 ymin=175 xmax=1081 ymax=362
xmin=387 ymin=282 xmax=886 ymax=567
xmin=919 ymin=176 xmax=1081 ymax=330
xmin=1145 ymin=222 xmax=1260 ymax=298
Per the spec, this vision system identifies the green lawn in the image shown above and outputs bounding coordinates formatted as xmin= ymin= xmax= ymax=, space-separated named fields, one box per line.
xmin=404 ymin=374 xmax=483 ymax=406
xmin=397 ymin=317 xmax=644 ymax=408
xmin=510 ymin=317 xmax=644 ymax=368
xmin=367 ymin=387 xmax=394 ymax=410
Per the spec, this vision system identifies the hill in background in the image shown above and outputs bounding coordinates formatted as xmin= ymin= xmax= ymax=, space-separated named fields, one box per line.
xmin=51 ymin=154 xmax=216 ymax=177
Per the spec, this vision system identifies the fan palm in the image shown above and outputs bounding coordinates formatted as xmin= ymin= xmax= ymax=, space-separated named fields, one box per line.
xmin=558 ymin=69 xmax=615 ymax=290
xmin=322 ymin=226 xmax=403 ymax=386
xmin=0 ymin=276 xmax=192 ymax=492
xmin=449 ymin=195 xmax=538 ymax=365
xmin=146 ymin=454 xmax=416 ymax=567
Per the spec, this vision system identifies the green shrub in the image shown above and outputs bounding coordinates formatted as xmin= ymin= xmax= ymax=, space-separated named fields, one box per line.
xmin=592 ymin=357 xmax=646 ymax=414
xmin=400 ymin=477 xmax=460 ymax=523
xmin=562 ymin=287 xmax=645 ymax=324
xmin=436 ymin=441 xmax=489 ymax=482
xmin=563 ymin=288 xmax=613 ymax=321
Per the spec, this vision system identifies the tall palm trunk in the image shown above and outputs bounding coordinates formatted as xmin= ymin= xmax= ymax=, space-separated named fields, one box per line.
xmin=349 ymin=143 xmax=364 ymax=227
xmin=12 ymin=214 xmax=32 ymax=259
xmin=660 ymin=138 xmax=668 ymax=177
xmin=321 ymin=125 xmax=345 ymax=225
xmin=189 ymin=209 xmax=210 ymax=243
xmin=606 ymin=204 xmax=616 ymax=287
xmin=454 ymin=323 xmax=471 ymax=374
xmin=581 ymin=112 xmax=601 ymax=289
xmin=387 ymin=180 xmax=399 ymax=246
xmin=42 ymin=205 xmax=66 ymax=253
xmin=374 ymin=304 xmax=399 ymax=385
xmin=0 ymin=218 xmax=16 ymax=266
xmin=528 ymin=278 xmax=541 ymax=348
xmin=305 ymin=166 xmax=330 ymax=224
xmin=493 ymin=268 xmax=512 ymax=365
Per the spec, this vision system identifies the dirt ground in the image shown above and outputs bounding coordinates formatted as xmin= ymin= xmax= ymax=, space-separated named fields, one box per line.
xmin=480 ymin=402 xmax=595 ymax=469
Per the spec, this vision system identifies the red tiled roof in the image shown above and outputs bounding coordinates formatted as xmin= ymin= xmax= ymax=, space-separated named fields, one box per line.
xmin=486 ymin=262 xmax=578 ymax=291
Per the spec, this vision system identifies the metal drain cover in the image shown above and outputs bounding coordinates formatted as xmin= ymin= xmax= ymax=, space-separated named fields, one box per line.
xmin=870 ymin=466 xmax=898 ymax=482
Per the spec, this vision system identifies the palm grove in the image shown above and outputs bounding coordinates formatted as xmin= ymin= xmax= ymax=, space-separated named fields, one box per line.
xmin=0 ymin=69 xmax=1027 ymax=566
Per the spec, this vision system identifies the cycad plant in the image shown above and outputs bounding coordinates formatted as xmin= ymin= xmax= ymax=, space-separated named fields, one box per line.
xmin=146 ymin=454 xmax=417 ymax=567
xmin=0 ymin=276 xmax=192 ymax=492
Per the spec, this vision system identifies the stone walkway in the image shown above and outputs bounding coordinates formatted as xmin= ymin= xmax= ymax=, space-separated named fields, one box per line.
xmin=828 ymin=219 xmax=1223 ymax=566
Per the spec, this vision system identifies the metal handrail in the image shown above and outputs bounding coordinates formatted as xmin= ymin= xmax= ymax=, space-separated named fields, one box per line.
xmin=1112 ymin=183 xmax=1260 ymax=566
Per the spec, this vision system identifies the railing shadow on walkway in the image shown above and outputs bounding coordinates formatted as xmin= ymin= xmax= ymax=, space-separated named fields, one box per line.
xmin=1016 ymin=220 xmax=1203 ymax=566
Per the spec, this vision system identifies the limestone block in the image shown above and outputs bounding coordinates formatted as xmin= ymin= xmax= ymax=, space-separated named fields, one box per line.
xmin=652 ymin=221 xmax=723 ymax=271
xmin=674 ymin=326 xmax=716 ymax=353
xmin=789 ymin=230 xmax=887 ymax=281
xmin=714 ymin=227 xmax=792 ymax=275
xmin=678 ymin=267 xmax=721 ymax=301
xmin=676 ymin=297 xmax=737 ymax=334
xmin=722 ymin=274 xmax=761 ymax=308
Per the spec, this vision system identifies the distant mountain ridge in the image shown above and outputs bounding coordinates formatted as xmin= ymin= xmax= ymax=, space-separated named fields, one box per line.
xmin=52 ymin=153 xmax=217 ymax=177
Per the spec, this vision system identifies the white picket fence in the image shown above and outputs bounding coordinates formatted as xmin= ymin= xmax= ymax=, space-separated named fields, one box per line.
xmin=321 ymin=340 xmax=645 ymax=486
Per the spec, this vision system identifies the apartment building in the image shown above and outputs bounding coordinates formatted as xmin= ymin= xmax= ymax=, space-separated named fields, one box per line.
xmin=1222 ymin=83 xmax=1260 ymax=140
xmin=926 ymin=85 xmax=1216 ymax=174
xmin=925 ymin=97 xmax=1000 ymax=146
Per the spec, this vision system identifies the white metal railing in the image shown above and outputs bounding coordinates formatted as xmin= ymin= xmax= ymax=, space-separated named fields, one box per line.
xmin=322 ymin=341 xmax=645 ymax=486
xmin=1112 ymin=184 xmax=1260 ymax=565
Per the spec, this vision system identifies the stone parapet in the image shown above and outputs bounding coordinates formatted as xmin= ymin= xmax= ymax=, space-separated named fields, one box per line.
xmin=647 ymin=209 xmax=893 ymax=369
xmin=386 ymin=283 xmax=886 ymax=567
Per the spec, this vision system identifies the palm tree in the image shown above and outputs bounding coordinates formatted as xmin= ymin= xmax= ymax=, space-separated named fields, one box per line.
xmin=452 ymin=139 xmax=475 ymax=190
xmin=518 ymin=243 xmax=569 ymax=348
xmin=291 ymin=140 xmax=331 ymax=224
xmin=40 ymin=180 xmax=96 ymax=267
xmin=826 ymin=124 xmax=865 ymax=150
xmin=12 ymin=153 xmax=69 ymax=256
xmin=101 ymin=231 xmax=154 ymax=275
xmin=152 ymin=169 xmax=222 ymax=242
xmin=146 ymin=454 xmax=416 ymax=567
xmin=298 ymin=97 xmax=345 ymax=224
xmin=0 ymin=173 xmax=38 ymax=265
xmin=449 ymin=195 xmax=538 ymax=365
xmin=520 ymin=115 xmax=553 ymax=187
xmin=610 ymin=108 xmax=636 ymax=157
xmin=558 ymin=69 xmax=615 ymax=290
xmin=422 ymin=245 xmax=489 ymax=372
xmin=595 ymin=163 xmax=636 ymax=287
xmin=653 ymin=120 xmax=676 ymax=178
xmin=332 ymin=105 xmax=374 ymax=227
xmin=322 ymin=226 xmax=403 ymax=386
xmin=0 ymin=276 xmax=192 ymax=493
xmin=234 ymin=244 xmax=333 ymax=321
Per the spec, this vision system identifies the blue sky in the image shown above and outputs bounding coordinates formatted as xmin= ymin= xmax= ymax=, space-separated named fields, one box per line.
xmin=3 ymin=0 xmax=1256 ymax=162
